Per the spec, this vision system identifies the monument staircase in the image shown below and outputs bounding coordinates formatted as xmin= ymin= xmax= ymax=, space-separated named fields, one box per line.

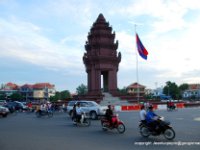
xmin=100 ymin=92 xmax=130 ymax=106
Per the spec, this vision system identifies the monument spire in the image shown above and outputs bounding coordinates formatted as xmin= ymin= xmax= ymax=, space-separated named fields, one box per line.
xmin=96 ymin=13 xmax=106 ymax=22
xmin=83 ymin=13 xmax=121 ymax=97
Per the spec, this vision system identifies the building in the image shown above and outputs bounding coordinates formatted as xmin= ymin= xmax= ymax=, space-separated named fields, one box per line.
xmin=127 ymin=82 xmax=146 ymax=97
xmin=19 ymin=84 xmax=33 ymax=101
xmin=1 ymin=82 xmax=56 ymax=101
xmin=152 ymin=87 xmax=164 ymax=97
xmin=182 ymin=84 xmax=200 ymax=99
xmin=32 ymin=83 xmax=56 ymax=101
xmin=0 ymin=82 xmax=19 ymax=98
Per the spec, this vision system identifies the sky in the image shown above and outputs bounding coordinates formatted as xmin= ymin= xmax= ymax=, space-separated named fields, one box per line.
xmin=1 ymin=0 xmax=200 ymax=93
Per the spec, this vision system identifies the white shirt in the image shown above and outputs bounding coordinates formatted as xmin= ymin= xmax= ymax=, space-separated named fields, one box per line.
xmin=139 ymin=109 xmax=146 ymax=121
xmin=76 ymin=107 xmax=83 ymax=115
xmin=40 ymin=104 xmax=46 ymax=111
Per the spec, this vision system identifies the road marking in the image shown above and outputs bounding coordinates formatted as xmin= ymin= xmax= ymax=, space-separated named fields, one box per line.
xmin=194 ymin=117 xmax=200 ymax=121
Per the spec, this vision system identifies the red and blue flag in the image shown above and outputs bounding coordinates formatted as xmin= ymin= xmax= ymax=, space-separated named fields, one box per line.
xmin=136 ymin=33 xmax=148 ymax=60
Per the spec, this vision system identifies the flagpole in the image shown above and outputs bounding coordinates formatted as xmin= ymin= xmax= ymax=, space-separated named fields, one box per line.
xmin=135 ymin=25 xmax=140 ymax=104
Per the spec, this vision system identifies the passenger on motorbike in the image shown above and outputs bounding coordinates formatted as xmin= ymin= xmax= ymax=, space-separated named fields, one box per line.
xmin=145 ymin=105 xmax=160 ymax=132
xmin=139 ymin=105 xmax=146 ymax=124
xmin=46 ymin=102 xmax=52 ymax=112
xmin=39 ymin=103 xmax=47 ymax=115
xmin=105 ymin=105 xmax=114 ymax=127
xmin=76 ymin=103 xmax=83 ymax=123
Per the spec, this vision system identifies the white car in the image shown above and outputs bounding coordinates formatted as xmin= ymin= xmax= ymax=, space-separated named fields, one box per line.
xmin=67 ymin=100 xmax=106 ymax=120
xmin=0 ymin=100 xmax=7 ymax=106
xmin=0 ymin=106 xmax=9 ymax=117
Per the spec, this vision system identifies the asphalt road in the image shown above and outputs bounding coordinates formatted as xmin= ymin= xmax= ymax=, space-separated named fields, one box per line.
xmin=0 ymin=108 xmax=200 ymax=150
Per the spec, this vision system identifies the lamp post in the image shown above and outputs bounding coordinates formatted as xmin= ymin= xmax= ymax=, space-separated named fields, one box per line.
xmin=197 ymin=84 xmax=200 ymax=100
xmin=167 ymin=85 xmax=170 ymax=98
xmin=167 ymin=85 xmax=170 ymax=97
xmin=155 ymin=82 xmax=158 ymax=96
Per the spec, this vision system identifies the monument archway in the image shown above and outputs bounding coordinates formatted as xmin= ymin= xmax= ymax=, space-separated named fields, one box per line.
xmin=101 ymin=71 xmax=108 ymax=92
xmin=83 ymin=14 xmax=121 ymax=96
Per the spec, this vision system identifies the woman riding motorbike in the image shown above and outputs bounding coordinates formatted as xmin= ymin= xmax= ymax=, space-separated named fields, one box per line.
xmin=105 ymin=105 xmax=114 ymax=127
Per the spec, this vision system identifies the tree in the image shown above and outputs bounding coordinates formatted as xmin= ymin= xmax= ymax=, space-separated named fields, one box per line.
xmin=10 ymin=92 xmax=23 ymax=101
xmin=163 ymin=81 xmax=180 ymax=99
xmin=50 ymin=90 xmax=71 ymax=102
xmin=118 ymin=87 xmax=128 ymax=94
xmin=145 ymin=93 xmax=154 ymax=100
xmin=50 ymin=92 xmax=60 ymax=102
xmin=179 ymin=83 xmax=189 ymax=99
xmin=76 ymin=84 xmax=87 ymax=95
xmin=60 ymin=90 xmax=71 ymax=100
xmin=179 ymin=83 xmax=189 ymax=91
xmin=0 ymin=92 xmax=6 ymax=100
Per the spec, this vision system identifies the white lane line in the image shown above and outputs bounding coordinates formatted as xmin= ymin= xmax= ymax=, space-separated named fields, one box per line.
xmin=194 ymin=117 xmax=200 ymax=121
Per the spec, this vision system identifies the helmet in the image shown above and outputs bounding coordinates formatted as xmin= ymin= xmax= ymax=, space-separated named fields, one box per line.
xmin=76 ymin=102 xmax=80 ymax=106
xmin=148 ymin=105 xmax=153 ymax=110
xmin=140 ymin=105 xmax=145 ymax=109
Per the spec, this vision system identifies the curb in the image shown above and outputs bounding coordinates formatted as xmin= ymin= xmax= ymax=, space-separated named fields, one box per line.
xmin=115 ymin=103 xmax=185 ymax=112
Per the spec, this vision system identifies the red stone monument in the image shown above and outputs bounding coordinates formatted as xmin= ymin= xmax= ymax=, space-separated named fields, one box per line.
xmin=83 ymin=13 xmax=121 ymax=97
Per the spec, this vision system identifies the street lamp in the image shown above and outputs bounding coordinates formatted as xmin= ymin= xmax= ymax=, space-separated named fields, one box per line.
xmin=167 ymin=86 xmax=169 ymax=96
xmin=167 ymin=85 xmax=170 ymax=98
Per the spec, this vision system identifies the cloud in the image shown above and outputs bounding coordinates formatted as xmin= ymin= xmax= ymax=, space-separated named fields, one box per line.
xmin=114 ymin=11 xmax=200 ymax=85
xmin=0 ymin=17 xmax=83 ymax=72
xmin=183 ymin=77 xmax=200 ymax=84
xmin=30 ymin=0 xmax=95 ymax=28
xmin=1 ymin=0 xmax=200 ymax=91
xmin=115 ymin=31 xmax=136 ymax=70
xmin=109 ymin=0 xmax=200 ymax=33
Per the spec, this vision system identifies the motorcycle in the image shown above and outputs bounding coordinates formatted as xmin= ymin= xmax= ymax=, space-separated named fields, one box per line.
xmin=72 ymin=112 xmax=91 ymax=127
xmin=139 ymin=116 xmax=175 ymax=140
xmin=100 ymin=114 xmax=125 ymax=134
xmin=35 ymin=110 xmax=53 ymax=118
xmin=167 ymin=105 xmax=176 ymax=111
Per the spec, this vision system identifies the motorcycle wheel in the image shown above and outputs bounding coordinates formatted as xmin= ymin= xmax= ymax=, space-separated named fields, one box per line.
xmin=35 ymin=112 xmax=41 ymax=118
xmin=163 ymin=128 xmax=175 ymax=140
xmin=102 ymin=122 xmax=108 ymax=131
xmin=90 ymin=111 xmax=97 ymax=120
xmin=83 ymin=119 xmax=91 ymax=126
xmin=48 ymin=112 xmax=53 ymax=118
xmin=117 ymin=124 xmax=125 ymax=134
xmin=140 ymin=126 xmax=150 ymax=137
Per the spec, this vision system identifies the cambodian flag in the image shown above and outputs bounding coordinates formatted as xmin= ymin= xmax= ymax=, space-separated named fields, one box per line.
xmin=136 ymin=33 xmax=148 ymax=60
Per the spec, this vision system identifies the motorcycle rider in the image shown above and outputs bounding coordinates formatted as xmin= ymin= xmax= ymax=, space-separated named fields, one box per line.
xmin=168 ymin=100 xmax=176 ymax=110
xmin=146 ymin=105 xmax=160 ymax=132
xmin=105 ymin=105 xmax=114 ymax=127
xmin=72 ymin=104 xmax=77 ymax=121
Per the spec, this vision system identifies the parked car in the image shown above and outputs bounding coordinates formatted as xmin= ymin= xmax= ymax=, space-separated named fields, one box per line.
xmin=0 ymin=100 xmax=7 ymax=106
xmin=5 ymin=101 xmax=28 ymax=111
xmin=0 ymin=106 xmax=9 ymax=117
xmin=67 ymin=100 xmax=106 ymax=120
xmin=4 ymin=102 xmax=16 ymax=113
